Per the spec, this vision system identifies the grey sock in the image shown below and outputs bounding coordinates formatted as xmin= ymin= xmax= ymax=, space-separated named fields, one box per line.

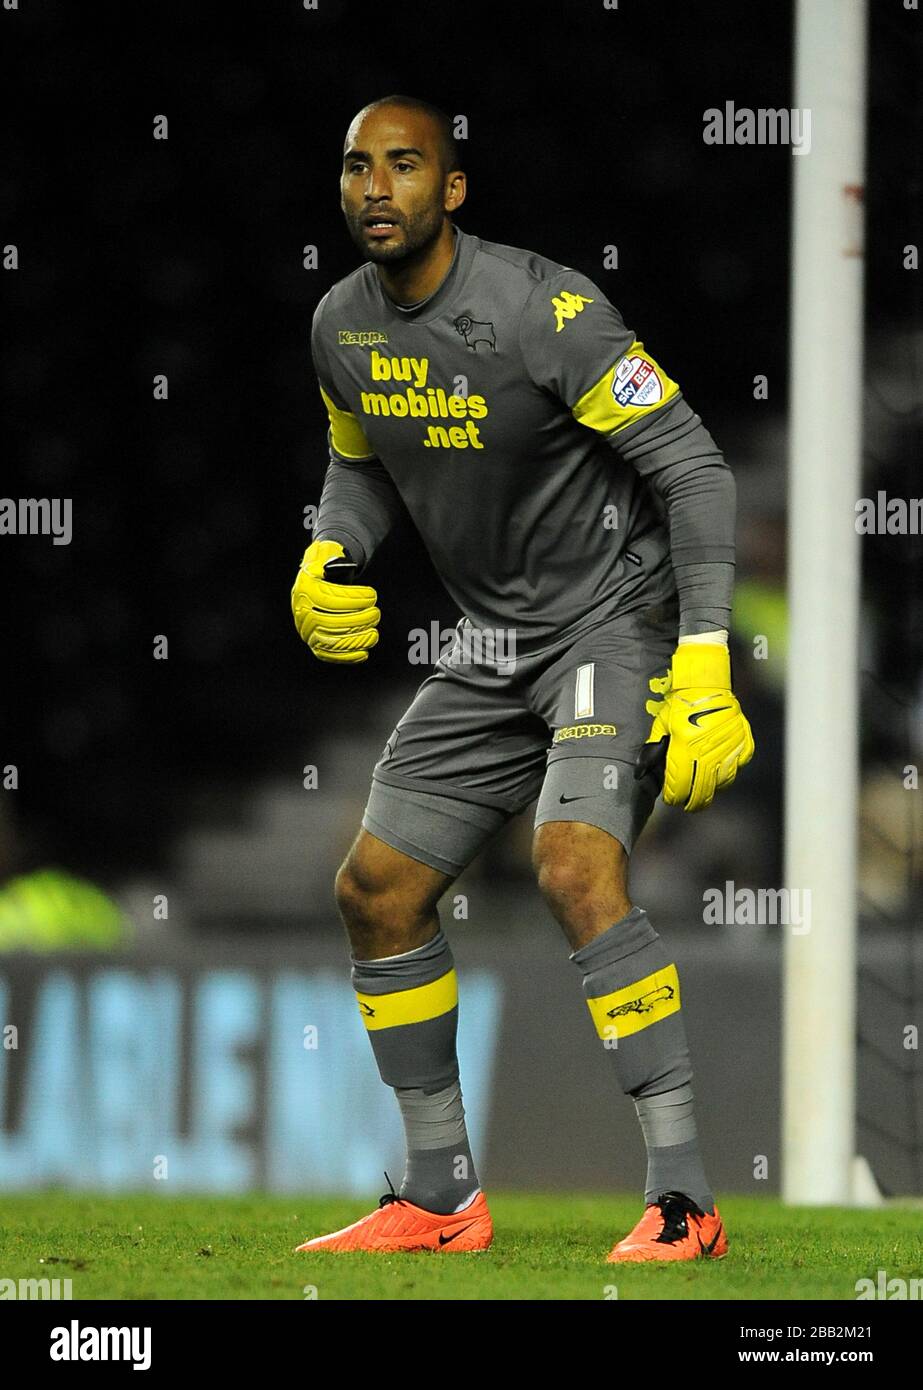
xmin=571 ymin=910 xmax=714 ymax=1214
xmin=351 ymin=930 xmax=479 ymax=1215
xmin=634 ymin=1083 xmax=714 ymax=1215
xmin=395 ymin=1081 xmax=480 ymax=1214
xmin=570 ymin=907 xmax=693 ymax=1096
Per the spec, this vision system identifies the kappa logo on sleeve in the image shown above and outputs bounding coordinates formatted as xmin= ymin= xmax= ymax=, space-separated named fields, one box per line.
xmin=612 ymin=352 xmax=665 ymax=407
xmin=551 ymin=290 xmax=594 ymax=332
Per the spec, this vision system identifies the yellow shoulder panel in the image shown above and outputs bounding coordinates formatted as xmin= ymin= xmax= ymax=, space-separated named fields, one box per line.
xmin=572 ymin=341 xmax=679 ymax=437
xmin=319 ymin=385 xmax=376 ymax=461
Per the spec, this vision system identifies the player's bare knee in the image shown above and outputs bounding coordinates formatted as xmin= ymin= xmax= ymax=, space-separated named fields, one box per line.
xmin=333 ymin=859 xmax=369 ymax=927
xmin=532 ymin=824 xmax=630 ymax=916
xmin=334 ymin=846 xmax=437 ymax=940
xmin=334 ymin=857 xmax=393 ymax=928
xmin=534 ymin=853 xmax=599 ymax=913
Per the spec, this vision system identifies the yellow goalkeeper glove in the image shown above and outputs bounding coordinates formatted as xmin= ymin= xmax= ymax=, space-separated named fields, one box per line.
xmin=635 ymin=642 xmax=754 ymax=812
xmin=290 ymin=539 xmax=380 ymax=664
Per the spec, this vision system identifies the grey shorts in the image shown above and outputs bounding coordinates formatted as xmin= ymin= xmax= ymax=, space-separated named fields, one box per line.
xmin=362 ymin=597 xmax=679 ymax=876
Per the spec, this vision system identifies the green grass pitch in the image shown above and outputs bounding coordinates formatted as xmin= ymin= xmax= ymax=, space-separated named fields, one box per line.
xmin=0 ymin=1193 xmax=918 ymax=1300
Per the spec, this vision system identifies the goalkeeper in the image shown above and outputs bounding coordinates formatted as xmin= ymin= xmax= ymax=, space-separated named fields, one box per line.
xmin=291 ymin=95 xmax=753 ymax=1263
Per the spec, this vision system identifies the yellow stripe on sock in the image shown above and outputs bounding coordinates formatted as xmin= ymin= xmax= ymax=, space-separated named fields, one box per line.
xmin=586 ymin=963 xmax=681 ymax=1040
xmin=355 ymin=969 xmax=458 ymax=1031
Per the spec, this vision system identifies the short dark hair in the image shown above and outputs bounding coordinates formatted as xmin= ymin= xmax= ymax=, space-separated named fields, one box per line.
xmin=357 ymin=95 xmax=462 ymax=178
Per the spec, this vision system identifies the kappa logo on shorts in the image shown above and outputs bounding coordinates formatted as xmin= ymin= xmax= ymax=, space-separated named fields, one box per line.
xmin=553 ymin=723 xmax=617 ymax=743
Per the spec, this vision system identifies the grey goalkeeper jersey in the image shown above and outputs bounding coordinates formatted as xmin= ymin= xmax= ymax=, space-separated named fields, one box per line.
xmin=310 ymin=223 xmax=735 ymax=653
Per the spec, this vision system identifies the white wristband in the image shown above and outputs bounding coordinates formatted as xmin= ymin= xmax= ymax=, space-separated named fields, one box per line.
xmin=678 ymin=629 xmax=729 ymax=646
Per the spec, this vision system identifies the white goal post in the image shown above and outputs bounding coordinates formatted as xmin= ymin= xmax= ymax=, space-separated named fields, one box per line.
xmin=783 ymin=0 xmax=872 ymax=1205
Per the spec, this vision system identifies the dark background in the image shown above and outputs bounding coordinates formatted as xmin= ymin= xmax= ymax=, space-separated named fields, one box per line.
xmin=2 ymin=0 xmax=919 ymax=896
xmin=1 ymin=0 xmax=922 ymax=1201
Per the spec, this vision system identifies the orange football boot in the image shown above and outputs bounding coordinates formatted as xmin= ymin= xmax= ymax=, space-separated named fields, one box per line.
xmin=606 ymin=1190 xmax=728 ymax=1263
xmin=295 ymin=1184 xmax=493 ymax=1253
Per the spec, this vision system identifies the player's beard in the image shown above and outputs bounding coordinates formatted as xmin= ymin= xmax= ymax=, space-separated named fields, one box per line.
xmin=344 ymin=200 xmax=445 ymax=267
